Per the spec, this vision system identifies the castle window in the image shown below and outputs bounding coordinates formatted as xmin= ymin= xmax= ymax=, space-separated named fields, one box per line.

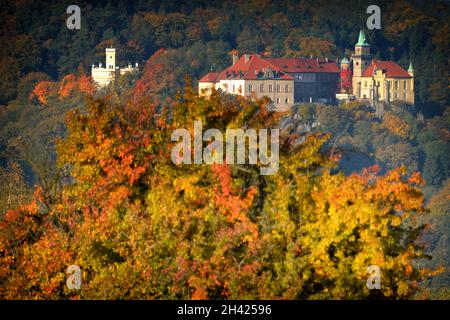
xmin=232 ymin=85 xmax=235 ymax=93
xmin=364 ymin=81 xmax=367 ymax=87
xmin=248 ymin=84 xmax=253 ymax=92
xmin=356 ymin=62 xmax=359 ymax=66
xmin=269 ymin=85 xmax=273 ymax=93
xmin=285 ymin=98 xmax=289 ymax=103
xmin=277 ymin=97 xmax=280 ymax=103
xmin=404 ymin=81 xmax=407 ymax=90
xmin=285 ymin=84 xmax=289 ymax=92
xmin=395 ymin=81 xmax=398 ymax=90
xmin=276 ymin=85 xmax=280 ymax=92
xmin=109 ymin=65 xmax=113 ymax=69
xmin=260 ymin=84 xmax=264 ymax=92
xmin=403 ymin=92 xmax=406 ymax=100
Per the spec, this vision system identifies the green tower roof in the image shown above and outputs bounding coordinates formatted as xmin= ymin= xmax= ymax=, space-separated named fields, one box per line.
xmin=356 ymin=29 xmax=370 ymax=46
xmin=408 ymin=61 xmax=414 ymax=72
xmin=341 ymin=57 xmax=350 ymax=64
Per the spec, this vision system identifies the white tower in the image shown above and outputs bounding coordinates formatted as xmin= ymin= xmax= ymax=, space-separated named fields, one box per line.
xmin=92 ymin=47 xmax=137 ymax=87
xmin=105 ymin=48 xmax=116 ymax=70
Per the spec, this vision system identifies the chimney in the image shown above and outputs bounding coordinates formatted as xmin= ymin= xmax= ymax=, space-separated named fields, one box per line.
xmin=232 ymin=54 xmax=238 ymax=65
xmin=244 ymin=54 xmax=251 ymax=63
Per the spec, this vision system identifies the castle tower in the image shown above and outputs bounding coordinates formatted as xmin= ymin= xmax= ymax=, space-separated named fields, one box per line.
xmin=408 ymin=61 xmax=414 ymax=104
xmin=352 ymin=30 xmax=372 ymax=98
xmin=105 ymin=47 xmax=116 ymax=70
xmin=340 ymin=57 xmax=352 ymax=94
xmin=92 ymin=47 xmax=137 ymax=87
xmin=352 ymin=30 xmax=372 ymax=77
xmin=341 ymin=57 xmax=351 ymax=71
xmin=408 ymin=61 xmax=414 ymax=77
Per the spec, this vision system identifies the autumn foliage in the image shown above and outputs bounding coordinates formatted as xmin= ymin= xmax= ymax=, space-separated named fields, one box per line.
xmin=0 ymin=76 xmax=438 ymax=299
xmin=30 ymin=80 xmax=58 ymax=105
xmin=381 ymin=112 xmax=412 ymax=139
xmin=30 ymin=73 xmax=95 ymax=106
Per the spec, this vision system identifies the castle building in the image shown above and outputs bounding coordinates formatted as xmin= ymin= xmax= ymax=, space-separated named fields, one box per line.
xmin=91 ymin=48 xmax=138 ymax=87
xmin=199 ymin=30 xmax=414 ymax=109
xmin=199 ymin=54 xmax=294 ymax=111
xmin=199 ymin=54 xmax=340 ymax=110
xmin=340 ymin=30 xmax=415 ymax=105
xmin=264 ymin=57 xmax=339 ymax=103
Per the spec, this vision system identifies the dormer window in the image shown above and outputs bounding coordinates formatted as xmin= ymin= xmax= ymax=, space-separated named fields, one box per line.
xmin=263 ymin=67 xmax=274 ymax=78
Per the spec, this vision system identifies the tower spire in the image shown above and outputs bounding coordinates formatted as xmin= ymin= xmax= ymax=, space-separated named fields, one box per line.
xmin=408 ymin=61 xmax=414 ymax=77
xmin=356 ymin=29 xmax=370 ymax=46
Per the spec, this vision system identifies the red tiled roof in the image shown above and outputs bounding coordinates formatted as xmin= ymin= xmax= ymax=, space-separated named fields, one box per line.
xmin=363 ymin=60 xmax=411 ymax=78
xmin=199 ymin=72 xmax=219 ymax=82
xmin=216 ymin=55 xmax=293 ymax=81
xmin=265 ymin=58 xmax=340 ymax=73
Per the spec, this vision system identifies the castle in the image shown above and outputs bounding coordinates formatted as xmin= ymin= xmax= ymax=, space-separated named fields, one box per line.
xmin=198 ymin=29 xmax=414 ymax=109
xmin=91 ymin=48 xmax=138 ymax=87
xmin=338 ymin=29 xmax=414 ymax=105
xmin=199 ymin=54 xmax=339 ymax=111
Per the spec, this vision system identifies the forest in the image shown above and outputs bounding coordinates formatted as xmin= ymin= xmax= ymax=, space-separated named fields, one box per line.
xmin=0 ymin=0 xmax=448 ymax=299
